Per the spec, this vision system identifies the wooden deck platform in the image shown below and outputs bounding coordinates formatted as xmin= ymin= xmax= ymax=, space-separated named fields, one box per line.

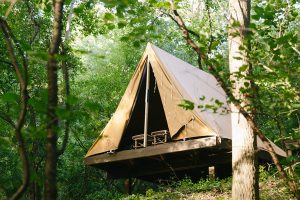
xmin=85 ymin=136 xmax=233 ymax=180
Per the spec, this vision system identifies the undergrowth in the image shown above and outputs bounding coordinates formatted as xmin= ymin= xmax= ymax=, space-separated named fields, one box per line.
xmin=123 ymin=166 xmax=296 ymax=200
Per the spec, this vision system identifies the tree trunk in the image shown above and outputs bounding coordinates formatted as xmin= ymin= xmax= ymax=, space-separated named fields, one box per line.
xmin=44 ymin=0 xmax=64 ymax=199
xmin=229 ymin=0 xmax=259 ymax=199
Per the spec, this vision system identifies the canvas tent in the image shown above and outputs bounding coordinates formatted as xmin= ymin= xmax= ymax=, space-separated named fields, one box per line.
xmin=84 ymin=43 xmax=286 ymax=180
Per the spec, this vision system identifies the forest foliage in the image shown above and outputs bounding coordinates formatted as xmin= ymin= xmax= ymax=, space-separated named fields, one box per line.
xmin=0 ymin=0 xmax=299 ymax=199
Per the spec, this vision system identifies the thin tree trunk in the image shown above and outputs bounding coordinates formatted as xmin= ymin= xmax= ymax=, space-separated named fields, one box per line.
xmin=57 ymin=43 xmax=70 ymax=156
xmin=44 ymin=0 xmax=64 ymax=199
xmin=28 ymin=106 xmax=42 ymax=200
xmin=65 ymin=0 xmax=76 ymax=40
xmin=56 ymin=1 xmax=75 ymax=155
xmin=0 ymin=17 xmax=30 ymax=200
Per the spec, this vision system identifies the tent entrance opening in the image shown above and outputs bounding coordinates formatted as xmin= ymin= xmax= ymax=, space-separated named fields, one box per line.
xmin=119 ymin=61 xmax=169 ymax=150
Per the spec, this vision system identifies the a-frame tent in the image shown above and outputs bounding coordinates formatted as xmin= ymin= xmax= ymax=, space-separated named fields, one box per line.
xmin=85 ymin=43 xmax=286 ymax=180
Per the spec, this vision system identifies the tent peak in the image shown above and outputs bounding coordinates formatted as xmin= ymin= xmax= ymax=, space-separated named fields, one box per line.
xmin=146 ymin=42 xmax=157 ymax=53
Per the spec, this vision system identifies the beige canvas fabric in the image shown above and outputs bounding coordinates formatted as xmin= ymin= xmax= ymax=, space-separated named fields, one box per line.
xmin=148 ymin=48 xmax=216 ymax=139
xmin=151 ymin=46 xmax=231 ymax=138
xmin=85 ymin=52 xmax=147 ymax=157
xmin=85 ymin=43 xmax=286 ymax=158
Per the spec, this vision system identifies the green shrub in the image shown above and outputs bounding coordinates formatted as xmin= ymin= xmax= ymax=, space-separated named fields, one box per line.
xmin=259 ymin=165 xmax=269 ymax=182
xmin=176 ymin=177 xmax=231 ymax=194
xmin=124 ymin=169 xmax=297 ymax=200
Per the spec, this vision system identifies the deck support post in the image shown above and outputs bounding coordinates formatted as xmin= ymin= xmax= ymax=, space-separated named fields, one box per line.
xmin=208 ymin=166 xmax=216 ymax=179
xmin=144 ymin=58 xmax=150 ymax=147
xmin=124 ymin=178 xmax=132 ymax=195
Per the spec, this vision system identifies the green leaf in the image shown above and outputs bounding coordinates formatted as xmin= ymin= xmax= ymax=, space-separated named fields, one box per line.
xmin=291 ymin=11 xmax=298 ymax=17
xmin=253 ymin=6 xmax=264 ymax=16
xmin=104 ymin=12 xmax=115 ymax=21
xmin=231 ymin=20 xmax=241 ymax=27
xmin=28 ymin=51 xmax=49 ymax=61
xmin=133 ymin=41 xmax=140 ymax=47
xmin=56 ymin=107 xmax=71 ymax=119
xmin=199 ymin=95 xmax=206 ymax=101
xmin=198 ymin=105 xmax=204 ymax=108
xmin=214 ymin=99 xmax=224 ymax=106
xmin=238 ymin=45 xmax=246 ymax=51
xmin=252 ymin=14 xmax=260 ymax=20
xmin=84 ymin=101 xmax=99 ymax=111
xmin=66 ymin=95 xmax=79 ymax=104
xmin=96 ymin=55 xmax=105 ymax=59
xmin=74 ymin=5 xmax=84 ymax=15
xmin=28 ymin=98 xmax=47 ymax=113
xmin=106 ymin=23 xmax=115 ymax=30
xmin=65 ymin=0 xmax=72 ymax=5
xmin=178 ymin=99 xmax=194 ymax=110
xmin=117 ymin=21 xmax=127 ymax=28
xmin=233 ymin=56 xmax=243 ymax=60
xmin=120 ymin=36 xmax=130 ymax=41
xmin=153 ymin=2 xmax=171 ymax=9
xmin=0 ymin=136 xmax=10 ymax=148
xmin=1 ymin=93 xmax=18 ymax=103
xmin=211 ymin=40 xmax=220 ymax=50
xmin=239 ymin=65 xmax=248 ymax=72
xmin=244 ymin=82 xmax=250 ymax=87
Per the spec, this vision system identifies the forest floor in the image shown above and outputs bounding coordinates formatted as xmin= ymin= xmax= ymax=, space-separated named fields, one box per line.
xmin=123 ymin=169 xmax=296 ymax=200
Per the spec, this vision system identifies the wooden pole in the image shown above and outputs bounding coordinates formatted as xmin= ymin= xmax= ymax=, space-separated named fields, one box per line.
xmin=124 ymin=178 xmax=132 ymax=195
xmin=144 ymin=58 xmax=150 ymax=147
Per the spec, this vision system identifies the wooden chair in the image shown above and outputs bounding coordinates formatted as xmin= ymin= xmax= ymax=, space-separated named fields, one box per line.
xmin=132 ymin=134 xmax=154 ymax=149
xmin=151 ymin=130 xmax=169 ymax=145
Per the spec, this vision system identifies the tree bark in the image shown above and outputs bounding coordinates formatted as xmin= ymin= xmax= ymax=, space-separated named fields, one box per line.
xmin=0 ymin=17 xmax=30 ymax=200
xmin=28 ymin=106 xmax=42 ymax=200
xmin=57 ymin=43 xmax=70 ymax=156
xmin=228 ymin=0 xmax=259 ymax=199
xmin=57 ymin=1 xmax=75 ymax=155
xmin=44 ymin=0 xmax=64 ymax=199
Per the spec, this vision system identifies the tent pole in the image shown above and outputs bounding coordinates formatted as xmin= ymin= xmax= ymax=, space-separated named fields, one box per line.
xmin=144 ymin=57 xmax=150 ymax=147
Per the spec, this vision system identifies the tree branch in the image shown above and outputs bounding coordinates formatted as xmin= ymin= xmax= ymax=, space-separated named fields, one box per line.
xmin=5 ymin=0 xmax=17 ymax=17
xmin=0 ymin=17 xmax=30 ymax=200
xmin=205 ymin=0 xmax=213 ymax=54
xmin=160 ymin=10 xmax=200 ymax=39
xmin=2 ymin=19 xmax=29 ymax=87
xmin=170 ymin=1 xmax=205 ymax=69
xmin=74 ymin=135 xmax=88 ymax=152
xmin=291 ymin=46 xmax=300 ymax=56
xmin=0 ymin=18 xmax=26 ymax=87
xmin=24 ymin=0 xmax=41 ymax=45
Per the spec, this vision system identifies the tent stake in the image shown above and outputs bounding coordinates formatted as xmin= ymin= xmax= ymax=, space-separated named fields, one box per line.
xmin=144 ymin=58 xmax=150 ymax=147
